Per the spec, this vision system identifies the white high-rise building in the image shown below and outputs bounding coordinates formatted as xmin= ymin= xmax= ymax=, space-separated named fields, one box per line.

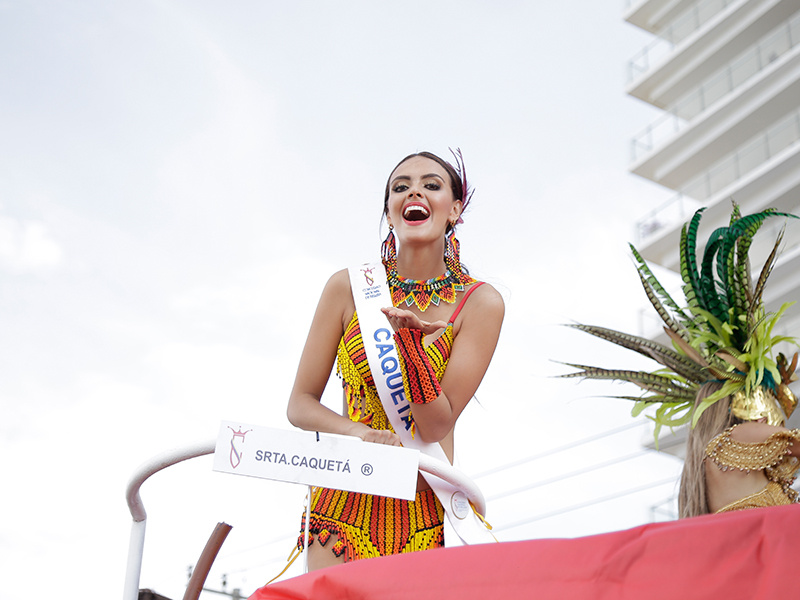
xmin=623 ymin=0 xmax=800 ymax=522
xmin=624 ymin=0 xmax=800 ymax=422
xmin=621 ymin=0 xmax=800 ymax=494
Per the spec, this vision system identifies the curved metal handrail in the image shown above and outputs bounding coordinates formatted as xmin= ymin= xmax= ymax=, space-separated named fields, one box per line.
xmin=123 ymin=438 xmax=486 ymax=600
xmin=126 ymin=441 xmax=216 ymax=524
xmin=123 ymin=441 xmax=216 ymax=600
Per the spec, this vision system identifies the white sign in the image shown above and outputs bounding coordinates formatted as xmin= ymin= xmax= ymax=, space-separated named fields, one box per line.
xmin=213 ymin=421 xmax=420 ymax=500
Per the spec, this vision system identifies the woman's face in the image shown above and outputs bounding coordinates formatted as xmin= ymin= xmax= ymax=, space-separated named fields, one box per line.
xmin=385 ymin=156 xmax=462 ymax=245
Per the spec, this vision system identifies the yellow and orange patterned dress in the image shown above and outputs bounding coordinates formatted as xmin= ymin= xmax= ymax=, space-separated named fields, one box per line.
xmin=296 ymin=310 xmax=454 ymax=561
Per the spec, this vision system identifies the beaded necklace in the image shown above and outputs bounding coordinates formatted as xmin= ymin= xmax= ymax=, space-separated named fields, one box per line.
xmin=387 ymin=269 xmax=476 ymax=312
xmin=381 ymin=226 xmax=475 ymax=312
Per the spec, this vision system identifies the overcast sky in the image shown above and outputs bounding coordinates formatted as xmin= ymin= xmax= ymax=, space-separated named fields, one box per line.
xmin=0 ymin=2 xmax=690 ymax=598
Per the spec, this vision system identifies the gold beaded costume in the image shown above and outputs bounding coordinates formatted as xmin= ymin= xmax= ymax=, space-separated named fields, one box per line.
xmin=706 ymin=426 xmax=800 ymax=513
xmin=559 ymin=204 xmax=800 ymax=517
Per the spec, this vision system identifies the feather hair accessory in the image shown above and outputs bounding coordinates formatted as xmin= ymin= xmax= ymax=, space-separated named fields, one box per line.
xmin=449 ymin=147 xmax=474 ymax=224
xmin=560 ymin=203 xmax=800 ymax=439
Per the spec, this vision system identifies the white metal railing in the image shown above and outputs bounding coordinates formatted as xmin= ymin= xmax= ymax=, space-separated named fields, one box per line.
xmin=124 ymin=441 xmax=217 ymax=600
xmin=627 ymin=0 xmax=735 ymax=81
xmin=635 ymin=193 xmax=701 ymax=243
xmin=631 ymin=12 xmax=800 ymax=160
xmin=636 ymin=107 xmax=800 ymax=241
xmin=123 ymin=439 xmax=486 ymax=600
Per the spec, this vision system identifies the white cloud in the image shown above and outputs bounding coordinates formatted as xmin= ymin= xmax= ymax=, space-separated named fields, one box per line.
xmin=0 ymin=214 xmax=63 ymax=272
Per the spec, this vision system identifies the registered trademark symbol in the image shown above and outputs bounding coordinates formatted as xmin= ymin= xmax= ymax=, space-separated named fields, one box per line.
xmin=361 ymin=463 xmax=373 ymax=476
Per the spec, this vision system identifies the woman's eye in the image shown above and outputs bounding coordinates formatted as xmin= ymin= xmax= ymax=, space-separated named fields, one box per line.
xmin=425 ymin=183 xmax=441 ymax=190
xmin=392 ymin=184 xmax=408 ymax=193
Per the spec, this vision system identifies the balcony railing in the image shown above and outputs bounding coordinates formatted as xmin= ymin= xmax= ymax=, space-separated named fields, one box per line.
xmin=631 ymin=12 xmax=800 ymax=161
xmin=628 ymin=0 xmax=736 ymax=81
xmin=636 ymin=107 xmax=800 ymax=241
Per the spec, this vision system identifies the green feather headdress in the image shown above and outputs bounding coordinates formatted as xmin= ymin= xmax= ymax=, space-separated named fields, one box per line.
xmin=560 ymin=204 xmax=799 ymax=439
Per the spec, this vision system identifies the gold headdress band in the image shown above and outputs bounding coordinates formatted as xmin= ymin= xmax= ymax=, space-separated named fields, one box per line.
xmin=560 ymin=203 xmax=799 ymax=437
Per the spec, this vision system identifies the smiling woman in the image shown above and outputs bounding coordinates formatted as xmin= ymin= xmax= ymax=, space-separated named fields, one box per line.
xmin=268 ymin=150 xmax=505 ymax=575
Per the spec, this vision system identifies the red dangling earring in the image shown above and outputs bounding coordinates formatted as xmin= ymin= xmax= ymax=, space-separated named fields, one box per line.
xmin=382 ymin=225 xmax=397 ymax=273
xmin=444 ymin=228 xmax=462 ymax=278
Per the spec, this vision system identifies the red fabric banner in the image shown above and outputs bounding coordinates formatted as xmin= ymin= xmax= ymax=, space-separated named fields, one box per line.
xmin=249 ymin=504 xmax=798 ymax=600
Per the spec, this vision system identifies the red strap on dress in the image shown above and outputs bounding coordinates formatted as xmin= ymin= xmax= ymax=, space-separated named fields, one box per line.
xmin=448 ymin=281 xmax=485 ymax=325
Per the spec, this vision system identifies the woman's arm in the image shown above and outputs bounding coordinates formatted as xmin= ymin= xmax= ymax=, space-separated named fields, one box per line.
xmin=286 ymin=269 xmax=401 ymax=446
xmin=384 ymin=284 xmax=505 ymax=443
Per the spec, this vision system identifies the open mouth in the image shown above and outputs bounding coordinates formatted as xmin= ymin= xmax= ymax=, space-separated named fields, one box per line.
xmin=403 ymin=204 xmax=430 ymax=222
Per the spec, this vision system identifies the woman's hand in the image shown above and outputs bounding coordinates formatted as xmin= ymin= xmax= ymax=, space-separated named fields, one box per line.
xmin=347 ymin=421 xmax=402 ymax=446
xmin=381 ymin=306 xmax=447 ymax=335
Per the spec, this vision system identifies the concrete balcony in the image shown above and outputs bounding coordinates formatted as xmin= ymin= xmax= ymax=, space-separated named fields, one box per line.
xmin=637 ymin=139 xmax=800 ymax=269
xmin=630 ymin=11 xmax=800 ymax=161
xmin=627 ymin=0 xmax=797 ymax=108
xmin=630 ymin=48 xmax=800 ymax=189
xmin=625 ymin=0 xmax=705 ymax=35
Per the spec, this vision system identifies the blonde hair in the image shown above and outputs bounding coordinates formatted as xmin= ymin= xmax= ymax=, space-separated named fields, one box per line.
xmin=677 ymin=382 xmax=740 ymax=518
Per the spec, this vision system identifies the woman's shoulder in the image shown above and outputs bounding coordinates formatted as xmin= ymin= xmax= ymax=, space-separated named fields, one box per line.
xmin=450 ymin=281 xmax=504 ymax=330
xmin=327 ymin=267 xmax=351 ymax=288
xmin=318 ymin=268 xmax=356 ymax=314
xmin=467 ymin=281 xmax=505 ymax=312
xmin=727 ymin=421 xmax=790 ymax=444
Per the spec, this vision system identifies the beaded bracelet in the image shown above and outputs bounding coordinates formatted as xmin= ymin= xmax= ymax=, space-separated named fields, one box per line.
xmin=393 ymin=328 xmax=442 ymax=405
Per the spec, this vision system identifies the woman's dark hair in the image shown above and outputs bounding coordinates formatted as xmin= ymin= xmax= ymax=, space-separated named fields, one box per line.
xmin=382 ymin=151 xmax=465 ymax=234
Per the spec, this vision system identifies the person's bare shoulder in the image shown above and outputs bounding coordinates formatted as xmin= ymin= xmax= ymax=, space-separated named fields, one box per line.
xmin=467 ymin=282 xmax=505 ymax=315
xmin=326 ymin=268 xmax=351 ymax=293
xmin=450 ymin=282 xmax=504 ymax=337
xmin=729 ymin=421 xmax=787 ymax=443
xmin=319 ymin=268 xmax=356 ymax=324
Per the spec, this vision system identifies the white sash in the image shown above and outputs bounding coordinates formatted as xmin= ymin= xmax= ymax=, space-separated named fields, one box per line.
xmin=348 ymin=262 xmax=494 ymax=546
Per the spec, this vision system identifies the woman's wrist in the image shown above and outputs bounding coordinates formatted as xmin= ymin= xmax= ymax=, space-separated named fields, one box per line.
xmin=342 ymin=419 xmax=371 ymax=439
xmin=394 ymin=327 xmax=442 ymax=405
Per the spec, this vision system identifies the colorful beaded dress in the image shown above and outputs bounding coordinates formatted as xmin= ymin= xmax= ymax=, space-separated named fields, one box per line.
xmin=296 ymin=281 xmax=482 ymax=562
